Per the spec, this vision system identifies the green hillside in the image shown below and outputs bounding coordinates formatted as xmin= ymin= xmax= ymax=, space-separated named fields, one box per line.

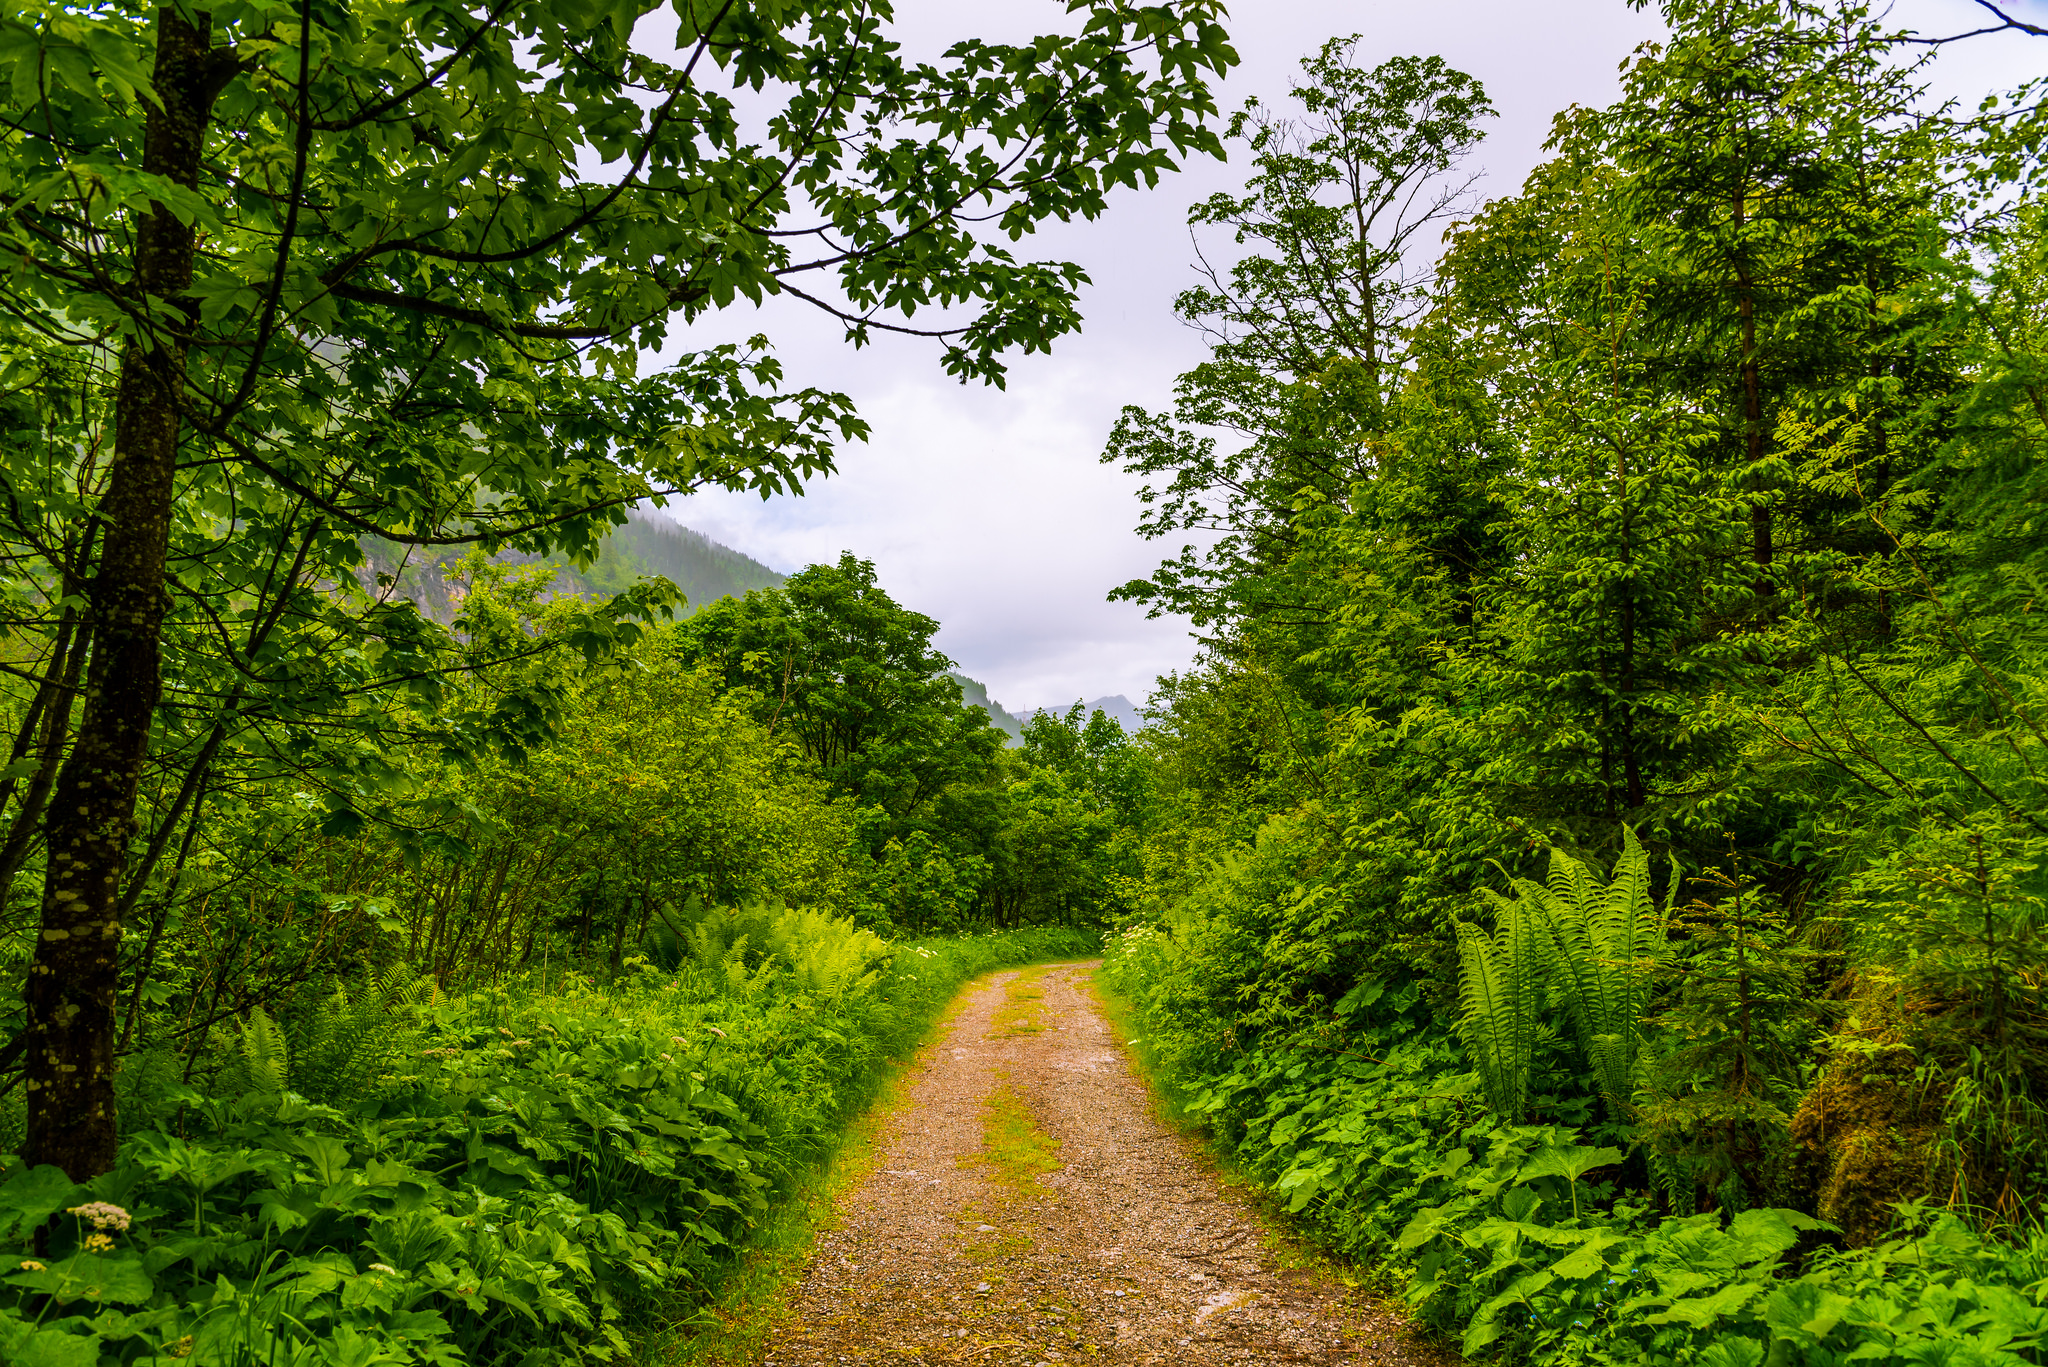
xmin=362 ymin=509 xmax=785 ymax=623
xmin=949 ymin=672 xmax=1027 ymax=740
xmin=571 ymin=512 xmax=788 ymax=608
xmin=364 ymin=520 xmax=1037 ymax=743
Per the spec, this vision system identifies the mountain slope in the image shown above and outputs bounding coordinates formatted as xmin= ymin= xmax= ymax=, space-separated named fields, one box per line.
xmin=362 ymin=516 xmax=1043 ymax=743
xmin=361 ymin=509 xmax=784 ymax=623
xmin=1029 ymin=694 xmax=1145 ymax=734
xmin=950 ymin=674 xmax=1027 ymax=741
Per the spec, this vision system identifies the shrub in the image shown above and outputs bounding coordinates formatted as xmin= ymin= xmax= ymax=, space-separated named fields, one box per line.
xmin=1102 ymin=920 xmax=2048 ymax=1367
xmin=0 ymin=922 xmax=1098 ymax=1366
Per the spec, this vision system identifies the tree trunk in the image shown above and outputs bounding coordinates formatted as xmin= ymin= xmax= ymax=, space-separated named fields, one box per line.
xmin=23 ymin=7 xmax=233 ymax=1180
xmin=0 ymin=613 xmax=93 ymax=898
xmin=1732 ymin=188 xmax=1773 ymax=593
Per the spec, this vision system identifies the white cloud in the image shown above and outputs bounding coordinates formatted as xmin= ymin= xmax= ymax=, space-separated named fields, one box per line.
xmin=668 ymin=351 xmax=1199 ymax=710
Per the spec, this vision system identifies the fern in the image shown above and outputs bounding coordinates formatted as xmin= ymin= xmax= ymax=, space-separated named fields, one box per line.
xmin=650 ymin=895 xmax=889 ymax=998
xmin=1540 ymin=828 xmax=1672 ymax=1110
xmin=767 ymin=905 xmax=889 ymax=996
xmin=1455 ymin=902 xmax=1549 ymax=1118
xmin=1471 ymin=828 xmax=1673 ymax=1117
xmin=281 ymin=964 xmax=437 ymax=1104
xmin=238 ymin=1007 xmax=291 ymax=1095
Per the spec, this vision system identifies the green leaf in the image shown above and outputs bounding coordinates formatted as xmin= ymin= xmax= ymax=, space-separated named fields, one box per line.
xmin=1725 ymin=1209 xmax=1805 ymax=1267
xmin=1547 ymin=1232 xmax=1632 ymax=1280
xmin=319 ymin=1323 xmax=410 ymax=1367
xmin=1334 ymin=979 xmax=1384 ymax=1015
xmin=1461 ymin=1311 xmax=1506 ymax=1356
xmin=1395 ymin=1203 xmax=1458 ymax=1251
xmin=0 ymin=1320 xmax=100 ymax=1367
xmin=1646 ymin=1280 xmax=1767 ymax=1328
xmin=1693 ymin=1340 xmax=1765 ymax=1367
xmin=1517 ymin=1144 xmax=1623 ymax=1184
xmin=9 ymin=1251 xmax=154 ymax=1305
xmin=1764 ymin=1281 xmax=1854 ymax=1346
xmin=283 ymin=1133 xmax=353 ymax=1187
xmin=0 ymin=1164 xmax=85 ymax=1241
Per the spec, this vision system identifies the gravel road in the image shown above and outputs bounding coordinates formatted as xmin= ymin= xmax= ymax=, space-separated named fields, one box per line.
xmin=755 ymin=960 xmax=1456 ymax=1367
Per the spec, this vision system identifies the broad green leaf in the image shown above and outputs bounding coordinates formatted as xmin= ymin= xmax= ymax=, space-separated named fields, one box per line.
xmin=1518 ymin=1143 xmax=1624 ymax=1184
xmin=1647 ymin=1280 xmax=1767 ymax=1328
xmin=0 ymin=1321 xmax=100 ymax=1367
xmin=9 ymin=1251 xmax=154 ymax=1305
xmin=0 ymin=1164 xmax=84 ymax=1241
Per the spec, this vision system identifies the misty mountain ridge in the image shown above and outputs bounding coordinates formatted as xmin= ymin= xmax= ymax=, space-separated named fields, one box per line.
xmin=363 ymin=512 xmax=1106 ymax=744
xmin=361 ymin=508 xmax=785 ymax=624
xmin=1026 ymin=695 xmax=1145 ymax=734
xmin=950 ymin=688 xmax=1147 ymax=745
xmin=949 ymin=673 xmax=1028 ymax=740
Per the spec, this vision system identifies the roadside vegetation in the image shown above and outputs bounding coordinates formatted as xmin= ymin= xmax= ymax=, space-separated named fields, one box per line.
xmin=0 ymin=549 xmax=1116 ymax=1365
xmin=1097 ymin=4 xmax=2048 ymax=1365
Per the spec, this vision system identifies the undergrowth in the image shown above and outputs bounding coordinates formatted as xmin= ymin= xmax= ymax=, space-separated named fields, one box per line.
xmin=1102 ymin=924 xmax=2048 ymax=1366
xmin=0 ymin=919 xmax=1099 ymax=1366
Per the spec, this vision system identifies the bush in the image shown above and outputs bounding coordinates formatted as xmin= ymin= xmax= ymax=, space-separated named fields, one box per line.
xmin=0 ymin=922 xmax=1098 ymax=1366
xmin=1102 ymin=917 xmax=2048 ymax=1366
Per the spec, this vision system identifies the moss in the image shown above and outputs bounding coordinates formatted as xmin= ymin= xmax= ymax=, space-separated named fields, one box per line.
xmin=987 ymin=967 xmax=1049 ymax=1039
xmin=973 ymin=1076 xmax=1063 ymax=1192
xmin=1790 ymin=973 xmax=1935 ymax=1246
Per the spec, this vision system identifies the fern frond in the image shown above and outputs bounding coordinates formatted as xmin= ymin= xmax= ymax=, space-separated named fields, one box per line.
xmin=1535 ymin=826 xmax=1672 ymax=1112
xmin=280 ymin=964 xmax=436 ymax=1105
xmin=720 ymin=932 xmax=753 ymax=996
xmin=643 ymin=909 xmax=686 ymax=971
xmin=377 ymin=962 xmax=438 ymax=1010
xmin=1454 ymin=906 xmax=1546 ymax=1119
xmin=240 ymin=1007 xmax=291 ymax=1095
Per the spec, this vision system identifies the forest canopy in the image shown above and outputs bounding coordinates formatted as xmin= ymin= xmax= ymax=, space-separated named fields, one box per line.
xmin=1097 ymin=4 xmax=2048 ymax=1361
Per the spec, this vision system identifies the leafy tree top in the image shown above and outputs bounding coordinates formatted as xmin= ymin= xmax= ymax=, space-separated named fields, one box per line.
xmin=1 ymin=0 xmax=1238 ymax=555
xmin=675 ymin=553 xmax=1002 ymax=820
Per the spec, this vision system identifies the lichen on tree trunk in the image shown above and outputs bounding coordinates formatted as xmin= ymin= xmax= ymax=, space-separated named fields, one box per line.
xmin=21 ymin=5 xmax=235 ymax=1181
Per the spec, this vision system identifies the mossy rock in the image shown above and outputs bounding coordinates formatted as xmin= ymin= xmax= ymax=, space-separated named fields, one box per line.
xmin=1790 ymin=976 xmax=1934 ymax=1245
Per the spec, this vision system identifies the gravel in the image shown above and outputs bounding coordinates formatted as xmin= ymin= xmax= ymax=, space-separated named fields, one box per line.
xmin=758 ymin=961 xmax=1457 ymax=1367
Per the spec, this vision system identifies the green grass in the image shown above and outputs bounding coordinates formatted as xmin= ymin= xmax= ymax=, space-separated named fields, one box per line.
xmin=986 ymin=964 xmax=1050 ymax=1038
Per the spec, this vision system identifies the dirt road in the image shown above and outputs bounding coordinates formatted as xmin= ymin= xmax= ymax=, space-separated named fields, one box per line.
xmin=755 ymin=961 xmax=1454 ymax=1366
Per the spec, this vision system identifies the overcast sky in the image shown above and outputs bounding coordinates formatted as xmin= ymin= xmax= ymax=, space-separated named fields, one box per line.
xmin=652 ymin=0 xmax=2043 ymax=716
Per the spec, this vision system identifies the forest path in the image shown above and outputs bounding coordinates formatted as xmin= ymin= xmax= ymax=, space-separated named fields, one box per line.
xmin=754 ymin=961 xmax=1454 ymax=1367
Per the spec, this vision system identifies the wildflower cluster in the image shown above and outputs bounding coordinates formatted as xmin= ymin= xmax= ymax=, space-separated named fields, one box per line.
xmin=67 ymin=1202 xmax=131 ymax=1232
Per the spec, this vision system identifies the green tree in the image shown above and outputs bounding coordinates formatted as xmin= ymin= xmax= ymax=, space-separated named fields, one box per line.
xmin=871 ymin=830 xmax=988 ymax=934
xmin=0 ymin=0 xmax=1236 ymax=1178
xmin=1602 ymin=0 xmax=1952 ymax=610
xmin=1020 ymin=701 xmax=1153 ymax=828
xmin=676 ymin=554 xmax=1004 ymax=824
xmin=987 ymin=703 xmax=1150 ymax=925
xmin=1104 ymin=38 xmax=1493 ymax=631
